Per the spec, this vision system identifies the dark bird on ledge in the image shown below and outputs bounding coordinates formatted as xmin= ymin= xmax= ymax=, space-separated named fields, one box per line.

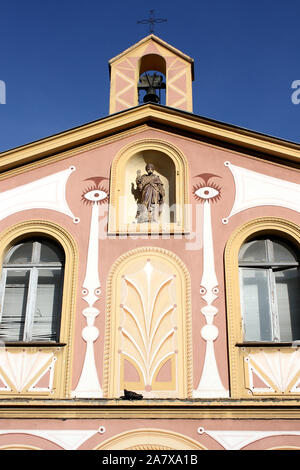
xmin=120 ymin=389 xmax=143 ymax=400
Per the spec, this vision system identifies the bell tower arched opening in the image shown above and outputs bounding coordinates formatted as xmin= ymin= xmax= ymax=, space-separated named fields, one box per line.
xmin=138 ymin=54 xmax=166 ymax=105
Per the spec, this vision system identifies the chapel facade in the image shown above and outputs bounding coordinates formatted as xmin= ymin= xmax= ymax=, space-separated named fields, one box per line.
xmin=0 ymin=35 xmax=299 ymax=450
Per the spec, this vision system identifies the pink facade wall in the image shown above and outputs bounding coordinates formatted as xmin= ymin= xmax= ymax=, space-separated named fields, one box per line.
xmin=1 ymin=418 xmax=300 ymax=450
xmin=0 ymin=128 xmax=297 ymax=390
xmin=0 ymin=126 xmax=299 ymax=449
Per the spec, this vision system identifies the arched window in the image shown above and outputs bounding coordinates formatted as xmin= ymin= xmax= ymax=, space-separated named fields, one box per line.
xmin=0 ymin=237 xmax=65 ymax=342
xmin=239 ymin=236 xmax=300 ymax=342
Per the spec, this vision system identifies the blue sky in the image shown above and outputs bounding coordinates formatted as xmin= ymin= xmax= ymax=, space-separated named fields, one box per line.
xmin=0 ymin=0 xmax=300 ymax=152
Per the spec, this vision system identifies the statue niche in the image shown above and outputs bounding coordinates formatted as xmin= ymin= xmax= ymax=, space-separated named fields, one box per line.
xmin=133 ymin=163 xmax=165 ymax=223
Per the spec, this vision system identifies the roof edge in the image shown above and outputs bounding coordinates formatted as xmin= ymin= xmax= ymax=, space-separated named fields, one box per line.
xmin=0 ymin=104 xmax=300 ymax=173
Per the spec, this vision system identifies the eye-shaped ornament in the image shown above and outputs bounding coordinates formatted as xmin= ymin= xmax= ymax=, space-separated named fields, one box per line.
xmin=82 ymin=186 xmax=109 ymax=205
xmin=193 ymin=182 xmax=221 ymax=203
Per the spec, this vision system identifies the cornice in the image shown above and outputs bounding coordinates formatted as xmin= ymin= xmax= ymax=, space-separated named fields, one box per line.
xmin=1 ymin=400 xmax=300 ymax=419
xmin=1 ymin=105 xmax=300 ymax=175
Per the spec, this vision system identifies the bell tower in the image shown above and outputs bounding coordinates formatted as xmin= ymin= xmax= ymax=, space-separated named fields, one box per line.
xmin=109 ymin=35 xmax=194 ymax=114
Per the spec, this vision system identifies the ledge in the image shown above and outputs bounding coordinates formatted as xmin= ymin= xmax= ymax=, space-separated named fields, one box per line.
xmin=235 ymin=342 xmax=298 ymax=348
xmin=1 ymin=398 xmax=300 ymax=419
xmin=1 ymin=342 xmax=67 ymax=348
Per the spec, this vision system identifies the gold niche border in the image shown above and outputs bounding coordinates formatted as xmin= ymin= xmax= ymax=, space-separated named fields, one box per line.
xmin=0 ymin=220 xmax=79 ymax=398
xmin=103 ymin=246 xmax=192 ymax=399
xmin=108 ymin=138 xmax=190 ymax=235
xmin=224 ymin=216 xmax=300 ymax=399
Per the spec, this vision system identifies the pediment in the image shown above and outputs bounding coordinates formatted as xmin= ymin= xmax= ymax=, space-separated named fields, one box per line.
xmin=0 ymin=104 xmax=299 ymax=177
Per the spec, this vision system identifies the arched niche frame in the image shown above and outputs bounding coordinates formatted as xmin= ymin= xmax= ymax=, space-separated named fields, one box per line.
xmin=224 ymin=217 xmax=300 ymax=399
xmin=0 ymin=220 xmax=78 ymax=398
xmin=108 ymin=139 xmax=189 ymax=234
xmin=103 ymin=247 xmax=192 ymax=399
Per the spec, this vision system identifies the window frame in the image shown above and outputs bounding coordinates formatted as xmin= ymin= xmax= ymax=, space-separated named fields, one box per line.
xmin=0 ymin=238 xmax=65 ymax=343
xmin=238 ymin=237 xmax=300 ymax=343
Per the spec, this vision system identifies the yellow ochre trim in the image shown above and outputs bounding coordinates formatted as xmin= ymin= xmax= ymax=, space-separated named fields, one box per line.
xmin=1 ymin=401 xmax=300 ymax=419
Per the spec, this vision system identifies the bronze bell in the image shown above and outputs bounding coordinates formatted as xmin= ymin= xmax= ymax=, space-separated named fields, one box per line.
xmin=138 ymin=72 xmax=165 ymax=105
xmin=143 ymin=86 xmax=160 ymax=103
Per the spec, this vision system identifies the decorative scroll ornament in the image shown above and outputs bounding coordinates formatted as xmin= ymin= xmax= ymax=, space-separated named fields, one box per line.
xmin=72 ymin=177 xmax=109 ymax=398
xmin=0 ymin=166 xmax=79 ymax=223
xmin=192 ymin=174 xmax=229 ymax=398
xmin=222 ymin=161 xmax=300 ymax=224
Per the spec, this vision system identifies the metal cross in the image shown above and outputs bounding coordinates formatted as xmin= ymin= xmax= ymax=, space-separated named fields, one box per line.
xmin=137 ymin=10 xmax=167 ymax=34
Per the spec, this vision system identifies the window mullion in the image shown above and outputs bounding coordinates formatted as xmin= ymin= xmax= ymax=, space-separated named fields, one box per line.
xmin=266 ymin=238 xmax=274 ymax=263
xmin=0 ymin=269 xmax=7 ymax=324
xmin=23 ymin=267 xmax=39 ymax=341
xmin=32 ymin=241 xmax=41 ymax=264
xmin=239 ymin=268 xmax=246 ymax=338
xmin=269 ymin=268 xmax=280 ymax=342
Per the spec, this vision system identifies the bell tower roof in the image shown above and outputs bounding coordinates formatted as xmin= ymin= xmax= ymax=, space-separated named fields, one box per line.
xmin=108 ymin=34 xmax=194 ymax=115
xmin=109 ymin=34 xmax=194 ymax=73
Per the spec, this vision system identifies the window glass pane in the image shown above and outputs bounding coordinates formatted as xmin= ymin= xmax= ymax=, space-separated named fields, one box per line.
xmin=0 ymin=270 xmax=30 ymax=341
xmin=272 ymin=240 xmax=298 ymax=264
xmin=40 ymin=240 xmax=64 ymax=264
xmin=239 ymin=240 xmax=267 ymax=263
xmin=5 ymin=242 xmax=33 ymax=264
xmin=240 ymin=268 xmax=272 ymax=341
xmin=31 ymin=269 xmax=63 ymax=341
xmin=275 ymin=268 xmax=300 ymax=341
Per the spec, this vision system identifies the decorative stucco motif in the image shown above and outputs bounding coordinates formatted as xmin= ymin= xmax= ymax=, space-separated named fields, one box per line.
xmin=104 ymin=247 xmax=192 ymax=398
xmin=0 ymin=166 xmax=78 ymax=223
xmin=203 ymin=429 xmax=300 ymax=450
xmin=119 ymin=259 xmax=177 ymax=395
xmin=0 ymin=349 xmax=57 ymax=394
xmin=244 ymin=349 xmax=300 ymax=395
xmin=193 ymin=174 xmax=229 ymax=398
xmin=223 ymin=161 xmax=300 ymax=223
xmin=72 ymin=177 xmax=109 ymax=398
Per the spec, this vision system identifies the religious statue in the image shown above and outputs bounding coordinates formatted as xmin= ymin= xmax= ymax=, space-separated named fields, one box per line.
xmin=134 ymin=163 xmax=165 ymax=223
